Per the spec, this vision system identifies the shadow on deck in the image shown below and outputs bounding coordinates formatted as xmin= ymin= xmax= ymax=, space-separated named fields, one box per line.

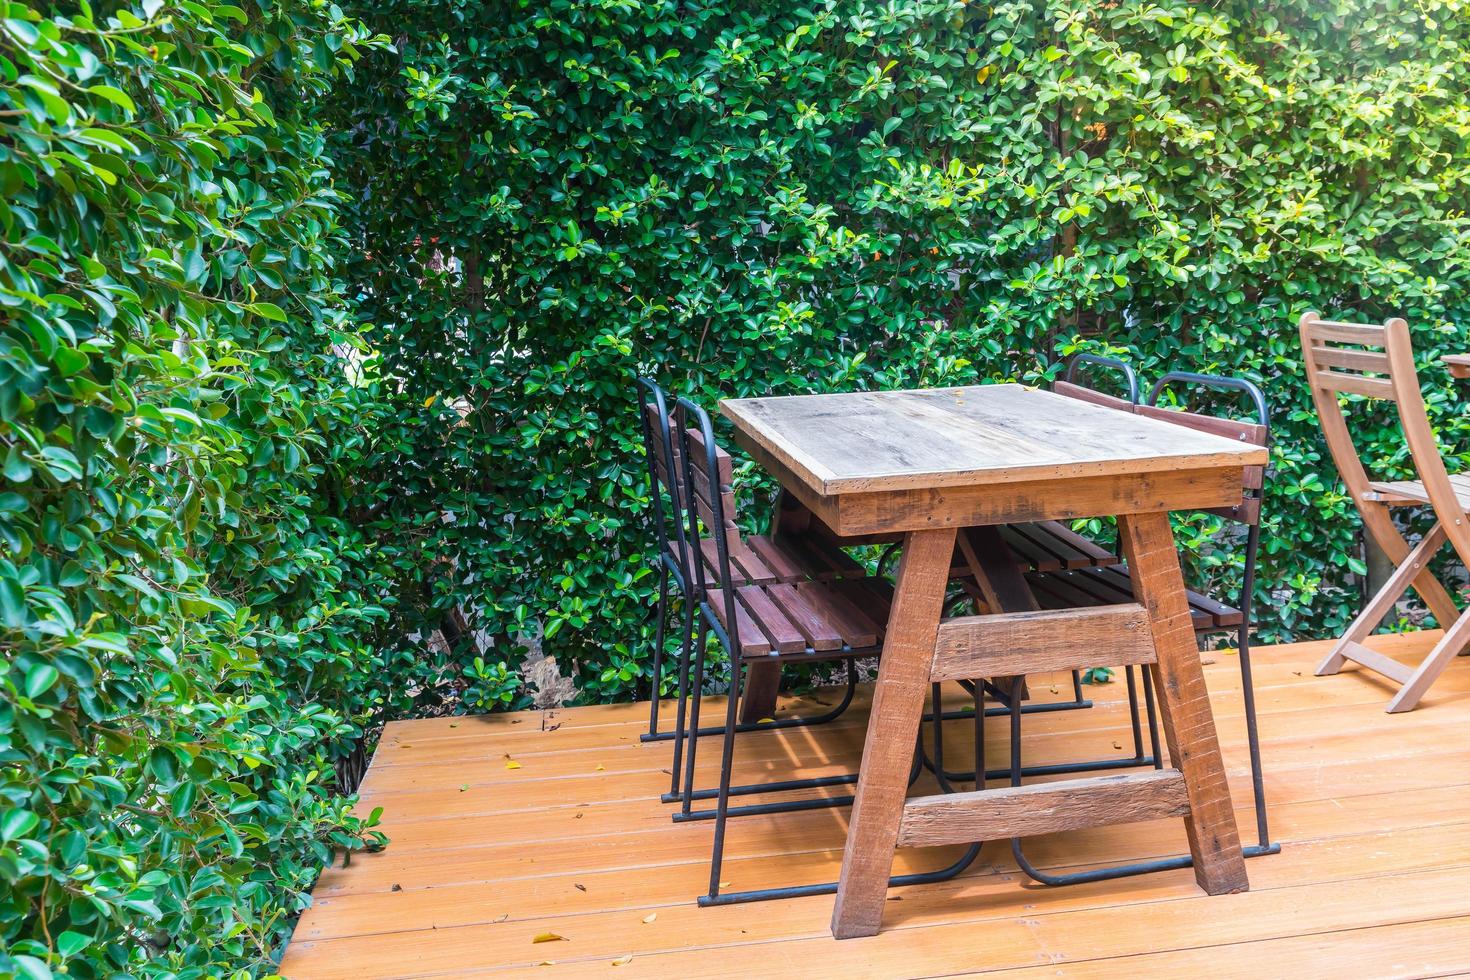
xmin=280 ymin=631 xmax=1470 ymax=978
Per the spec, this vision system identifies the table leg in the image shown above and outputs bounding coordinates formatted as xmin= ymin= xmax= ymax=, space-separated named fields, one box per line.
xmin=1118 ymin=511 xmax=1249 ymax=894
xmin=831 ymin=526 xmax=957 ymax=939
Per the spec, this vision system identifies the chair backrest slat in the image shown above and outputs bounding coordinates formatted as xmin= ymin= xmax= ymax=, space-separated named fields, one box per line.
xmin=681 ymin=420 xmax=741 ymax=555
xmin=674 ymin=397 xmax=743 ymax=596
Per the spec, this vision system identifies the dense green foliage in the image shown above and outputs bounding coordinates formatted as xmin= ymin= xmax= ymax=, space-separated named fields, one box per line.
xmin=328 ymin=0 xmax=1470 ymax=705
xmin=0 ymin=2 xmax=401 ymax=976
xmin=6 ymin=0 xmax=1470 ymax=974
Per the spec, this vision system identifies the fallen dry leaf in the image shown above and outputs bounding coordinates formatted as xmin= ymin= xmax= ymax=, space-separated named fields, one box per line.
xmin=574 ymin=812 xmax=584 ymax=819
xmin=495 ymin=914 xmax=509 ymax=923
xmin=506 ymin=760 xmax=522 ymax=770
xmin=595 ymin=763 xmax=606 ymax=771
xmin=719 ymin=881 xmax=730 ymax=888
xmin=533 ymin=932 xmax=567 ymax=944
xmin=449 ymin=722 xmax=459 ymax=728
xmin=756 ymin=716 xmax=776 ymax=724
xmin=611 ymin=954 xmax=634 ymax=966
xmin=642 ymin=912 xmax=657 ymax=924
xmin=459 ymin=784 xmax=469 ymax=792
xmin=574 ymin=883 xmax=587 ymax=892
xmin=1112 ymin=741 xmax=1123 ymax=750
xmin=536 ymin=961 xmax=555 ymax=967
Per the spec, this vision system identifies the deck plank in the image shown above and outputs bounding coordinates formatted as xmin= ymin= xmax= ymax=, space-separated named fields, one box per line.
xmin=281 ymin=632 xmax=1470 ymax=979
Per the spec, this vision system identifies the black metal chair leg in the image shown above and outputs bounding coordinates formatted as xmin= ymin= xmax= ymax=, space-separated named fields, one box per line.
xmin=653 ymin=657 xmax=860 ymax=749
xmin=699 ymin=719 xmax=988 ymax=907
xmin=664 ymin=599 xmax=697 ymax=798
xmin=703 ymin=655 xmax=746 ymax=901
xmin=674 ymin=674 xmax=924 ymax=823
xmin=1142 ymin=666 xmax=1163 ymax=769
xmin=644 ymin=562 xmax=671 ymax=739
xmin=1008 ymin=644 xmax=1278 ymax=888
xmin=679 ymin=608 xmax=711 ymax=817
xmin=664 ymin=663 xmax=862 ymax=806
xmin=1238 ymin=523 xmax=1277 ymax=853
xmin=925 ymin=672 xmax=1154 ymax=783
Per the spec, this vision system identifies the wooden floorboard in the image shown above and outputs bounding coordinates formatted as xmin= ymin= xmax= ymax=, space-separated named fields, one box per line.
xmin=279 ymin=631 xmax=1470 ymax=978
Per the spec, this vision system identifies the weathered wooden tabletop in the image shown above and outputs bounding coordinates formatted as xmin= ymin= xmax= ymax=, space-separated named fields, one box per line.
xmin=722 ymin=384 xmax=1266 ymax=494
xmin=722 ymin=384 xmax=1269 ymax=537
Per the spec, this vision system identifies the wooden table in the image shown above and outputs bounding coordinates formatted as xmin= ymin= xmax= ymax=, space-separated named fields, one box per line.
xmin=721 ymin=384 xmax=1269 ymax=939
xmin=1443 ymin=354 xmax=1470 ymax=379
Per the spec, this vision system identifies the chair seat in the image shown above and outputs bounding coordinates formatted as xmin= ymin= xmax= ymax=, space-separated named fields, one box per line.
xmin=707 ymin=578 xmax=893 ymax=660
xmin=1026 ymin=565 xmax=1241 ymax=632
xmin=1367 ymin=474 xmax=1470 ymax=510
xmin=699 ymin=532 xmax=865 ymax=586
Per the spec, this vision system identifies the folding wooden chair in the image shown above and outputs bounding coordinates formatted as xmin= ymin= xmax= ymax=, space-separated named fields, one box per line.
xmin=1300 ymin=312 xmax=1470 ymax=712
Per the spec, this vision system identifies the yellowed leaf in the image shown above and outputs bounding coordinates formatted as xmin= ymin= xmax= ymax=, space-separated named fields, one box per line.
xmin=611 ymin=954 xmax=633 ymax=966
xmin=423 ymin=394 xmax=438 ymax=408
xmin=506 ymin=760 xmax=521 ymax=770
xmin=595 ymin=763 xmax=605 ymax=771
xmin=533 ymin=932 xmax=566 ymax=944
xmin=641 ymin=912 xmax=657 ymax=924
xmin=536 ymin=961 xmax=556 ymax=967
xmin=756 ymin=717 xmax=776 ymax=724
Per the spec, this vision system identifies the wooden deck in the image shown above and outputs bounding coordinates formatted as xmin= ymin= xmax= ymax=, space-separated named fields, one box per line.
xmin=280 ymin=631 xmax=1470 ymax=978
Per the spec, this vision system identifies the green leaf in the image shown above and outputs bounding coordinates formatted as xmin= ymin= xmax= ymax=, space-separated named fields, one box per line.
xmin=86 ymin=85 xmax=136 ymax=112
xmin=25 ymin=663 xmax=59 ymax=698
xmin=0 ymin=808 xmax=39 ymax=842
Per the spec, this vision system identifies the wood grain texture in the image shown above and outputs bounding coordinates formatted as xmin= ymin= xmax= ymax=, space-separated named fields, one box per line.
xmin=1444 ymin=353 xmax=1470 ymax=379
xmin=1118 ymin=510 xmax=1248 ymax=895
xmin=829 ymin=526 xmax=955 ymax=940
xmin=277 ymin=630 xmax=1470 ymax=979
xmin=896 ymin=770 xmax=1189 ymax=848
xmin=721 ymin=385 xmax=1268 ymax=496
xmin=931 ymin=604 xmax=1155 ymax=682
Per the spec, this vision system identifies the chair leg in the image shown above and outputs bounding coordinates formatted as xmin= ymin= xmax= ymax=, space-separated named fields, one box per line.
xmin=704 ymin=656 xmax=746 ymax=901
xmin=679 ymin=607 xmax=711 ymax=816
xmin=1318 ymin=522 xmax=1446 ymax=676
xmin=665 ymin=599 xmax=697 ymax=799
xmin=645 ymin=563 xmax=671 ymax=738
xmin=1386 ymin=606 xmax=1470 ymax=712
xmin=1237 ymin=523 xmax=1277 ymax=852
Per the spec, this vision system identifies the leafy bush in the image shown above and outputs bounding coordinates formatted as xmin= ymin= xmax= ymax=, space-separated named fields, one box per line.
xmin=0 ymin=2 xmax=398 ymax=975
xmin=327 ymin=0 xmax=1470 ymax=704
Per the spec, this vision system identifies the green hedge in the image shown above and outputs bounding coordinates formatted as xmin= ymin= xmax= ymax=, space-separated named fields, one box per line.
xmin=0 ymin=2 xmax=400 ymax=976
xmin=328 ymin=0 xmax=1470 ymax=704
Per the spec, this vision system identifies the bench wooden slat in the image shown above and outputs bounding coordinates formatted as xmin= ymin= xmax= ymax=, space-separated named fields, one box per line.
xmin=705 ymin=588 xmax=769 ymax=657
xmin=794 ymin=581 xmax=879 ymax=649
xmin=765 ymin=583 xmax=843 ymax=651
xmin=735 ymin=585 xmax=806 ymax=654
